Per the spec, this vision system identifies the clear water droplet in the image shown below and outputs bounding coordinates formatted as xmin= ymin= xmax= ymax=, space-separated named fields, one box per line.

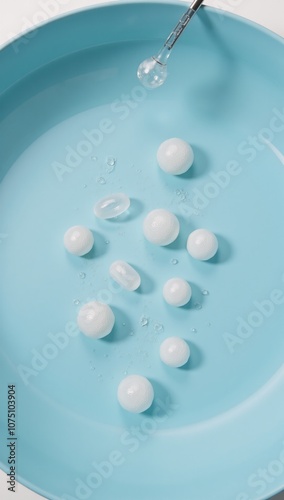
xmin=105 ymin=240 xmax=110 ymax=245
xmin=123 ymin=370 xmax=128 ymax=375
xmin=91 ymin=156 xmax=97 ymax=161
xmin=73 ymin=299 xmax=80 ymax=306
xmin=97 ymin=374 xmax=103 ymax=382
xmin=191 ymin=328 xmax=197 ymax=333
xmin=194 ymin=302 xmax=202 ymax=310
xmin=106 ymin=158 xmax=116 ymax=173
xmin=137 ymin=57 xmax=168 ymax=89
xmin=202 ymin=289 xmax=209 ymax=296
xmin=122 ymin=322 xmax=126 ymax=326
xmin=154 ymin=323 xmax=164 ymax=333
xmin=83 ymin=184 xmax=87 ymax=189
xmin=140 ymin=316 xmax=149 ymax=327
xmin=175 ymin=189 xmax=181 ymax=196
xmin=106 ymin=156 xmax=116 ymax=167
xmin=97 ymin=176 xmax=106 ymax=185
xmin=171 ymin=258 xmax=179 ymax=265
xmin=129 ymin=331 xmax=134 ymax=336
xmin=89 ymin=361 xmax=96 ymax=371
xmin=79 ymin=272 xmax=86 ymax=279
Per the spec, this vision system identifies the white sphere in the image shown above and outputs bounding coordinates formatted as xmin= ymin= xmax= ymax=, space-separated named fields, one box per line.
xmin=163 ymin=278 xmax=192 ymax=307
xmin=143 ymin=209 xmax=180 ymax=246
xmin=64 ymin=225 xmax=94 ymax=256
xmin=77 ymin=301 xmax=115 ymax=339
xmin=160 ymin=337 xmax=190 ymax=368
xmin=187 ymin=229 xmax=218 ymax=261
xmin=157 ymin=138 xmax=194 ymax=175
xmin=117 ymin=375 xmax=154 ymax=413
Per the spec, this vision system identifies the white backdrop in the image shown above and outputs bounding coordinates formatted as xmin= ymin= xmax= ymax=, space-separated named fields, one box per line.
xmin=0 ymin=0 xmax=283 ymax=499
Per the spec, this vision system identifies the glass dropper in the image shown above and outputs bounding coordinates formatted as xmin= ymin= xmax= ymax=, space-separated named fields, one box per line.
xmin=137 ymin=0 xmax=205 ymax=89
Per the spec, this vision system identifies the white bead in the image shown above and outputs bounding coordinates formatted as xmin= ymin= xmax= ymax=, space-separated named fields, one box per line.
xmin=187 ymin=229 xmax=218 ymax=261
xmin=163 ymin=278 xmax=192 ymax=307
xmin=64 ymin=225 xmax=94 ymax=256
xmin=143 ymin=209 xmax=180 ymax=246
xmin=157 ymin=138 xmax=194 ymax=175
xmin=94 ymin=193 xmax=130 ymax=219
xmin=160 ymin=337 xmax=190 ymax=368
xmin=77 ymin=301 xmax=115 ymax=339
xmin=109 ymin=260 xmax=141 ymax=291
xmin=117 ymin=375 xmax=154 ymax=413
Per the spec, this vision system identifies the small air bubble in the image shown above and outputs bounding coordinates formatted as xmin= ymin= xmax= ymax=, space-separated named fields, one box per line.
xmin=89 ymin=361 xmax=96 ymax=371
xmin=171 ymin=258 xmax=179 ymax=265
xmin=191 ymin=328 xmax=197 ymax=333
xmin=129 ymin=331 xmax=134 ymax=336
xmin=79 ymin=272 xmax=86 ymax=279
xmin=104 ymin=354 xmax=109 ymax=358
xmin=106 ymin=157 xmax=116 ymax=167
xmin=97 ymin=374 xmax=103 ymax=382
xmin=154 ymin=323 xmax=164 ymax=333
xmin=140 ymin=316 xmax=149 ymax=327
xmin=175 ymin=189 xmax=181 ymax=196
xmin=123 ymin=370 xmax=128 ymax=375
xmin=83 ymin=184 xmax=87 ymax=189
xmin=105 ymin=240 xmax=110 ymax=245
xmin=73 ymin=299 xmax=80 ymax=306
xmin=194 ymin=302 xmax=202 ymax=310
xmin=122 ymin=322 xmax=126 ymax=327
xmin=97 ymin=176 xmax=106 ymax=185
xmin=202 ymin=289 xmax=209 ymax=296
xmin=91 ymin=156 xmax=97 ymax=161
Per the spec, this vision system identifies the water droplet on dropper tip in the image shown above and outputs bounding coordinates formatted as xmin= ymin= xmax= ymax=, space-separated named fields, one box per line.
xmin=137 ymin=56 xmax=168 ymax=89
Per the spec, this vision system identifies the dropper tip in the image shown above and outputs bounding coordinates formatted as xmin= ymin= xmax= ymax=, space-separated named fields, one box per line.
xmin=137 ymin=57 xmax=168 ymax=89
